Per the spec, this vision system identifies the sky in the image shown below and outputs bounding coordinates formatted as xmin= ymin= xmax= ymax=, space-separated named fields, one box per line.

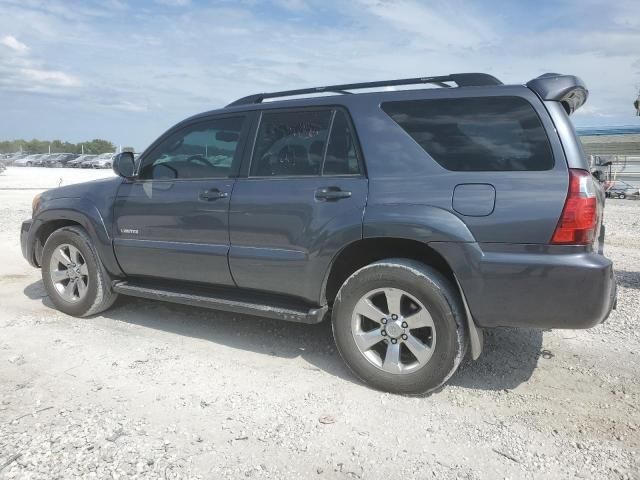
xmin=0 ymin=0 xmax=639 ymax=151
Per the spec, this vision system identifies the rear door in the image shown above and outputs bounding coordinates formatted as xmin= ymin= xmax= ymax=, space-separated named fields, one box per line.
xmin=228 ymin=108 xmax=367 ymax=303
xmin=113 ymin=114 xmax=249 ymax=286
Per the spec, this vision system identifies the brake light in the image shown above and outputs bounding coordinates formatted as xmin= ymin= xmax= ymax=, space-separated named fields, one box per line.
xmin=551 ymin=169 xmax=597 ymax=245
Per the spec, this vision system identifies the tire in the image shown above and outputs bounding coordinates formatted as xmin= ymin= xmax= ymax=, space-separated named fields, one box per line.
xmin=332 ymin=258 xmax=467 ymax=395
xmin=26 ymin=161 xmax=32 ymax=167
xmin=619 ymin=193 xmax=626 ymax=199
xmin=41 ymin=226 xmax=118 ymax=317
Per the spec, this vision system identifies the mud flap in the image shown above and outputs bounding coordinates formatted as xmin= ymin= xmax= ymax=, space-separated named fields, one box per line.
xmin=454 ymin=276 xmax=483 ymax=360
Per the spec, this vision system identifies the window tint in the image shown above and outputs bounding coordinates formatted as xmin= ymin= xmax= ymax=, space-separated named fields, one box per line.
xmin=139 ymin=116 xmax=244 ymax=180
xmin=382 ymin=97 xmax=553 ymax=171
xmin=251 ymin=110 xmax=331 ymax=177
xmin=323 ymin=110 xmax=360 ymax=175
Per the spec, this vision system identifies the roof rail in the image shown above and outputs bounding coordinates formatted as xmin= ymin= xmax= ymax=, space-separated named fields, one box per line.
xmin=226 ymin=72 xmax=502 ymax=107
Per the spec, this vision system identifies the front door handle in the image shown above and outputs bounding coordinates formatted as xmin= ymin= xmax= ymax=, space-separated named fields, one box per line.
xmin=315 ymin=187 xmax=352 ymax=201
xmin=199 ymin=188 xmax=229 ymax=201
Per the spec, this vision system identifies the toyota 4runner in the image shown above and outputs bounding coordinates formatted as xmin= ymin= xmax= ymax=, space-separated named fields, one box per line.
xmin=21 ymin=72 xmax=617 ymax=394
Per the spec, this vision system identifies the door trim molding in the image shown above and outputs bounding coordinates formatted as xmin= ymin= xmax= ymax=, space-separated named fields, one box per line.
xmin=114 ymin=238 xmax=229 ymax=256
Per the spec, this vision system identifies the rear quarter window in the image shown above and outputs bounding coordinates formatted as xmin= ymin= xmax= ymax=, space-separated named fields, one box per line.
xmin=382 ymin=96 xmax=554 ymax=171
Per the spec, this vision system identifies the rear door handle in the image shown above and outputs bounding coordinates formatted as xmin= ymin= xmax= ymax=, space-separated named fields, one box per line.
xmin=315 ymin=187 xmax=352 ymax=201
xmin=199 ymin=188 xmax=229 ymax=201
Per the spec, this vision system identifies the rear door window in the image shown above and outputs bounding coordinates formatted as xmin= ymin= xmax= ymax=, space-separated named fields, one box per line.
xmin=382 ymin=96 xmax=553 ymax=171
xmin=250 ymin=110 xmax=331 ymax=177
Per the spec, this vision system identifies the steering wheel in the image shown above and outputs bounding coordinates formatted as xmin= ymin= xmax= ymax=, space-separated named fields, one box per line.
xmin=277 ymin=146 xmax=297 ymax=171
xmin=210 ymin=156 xmax=230 ymax=166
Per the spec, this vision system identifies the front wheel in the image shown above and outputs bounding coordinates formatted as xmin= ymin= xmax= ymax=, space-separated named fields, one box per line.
xmin=41 ymin=226 xmax=118 ymax=317
xmin=332 ymin=259 xmax=467 ymax=395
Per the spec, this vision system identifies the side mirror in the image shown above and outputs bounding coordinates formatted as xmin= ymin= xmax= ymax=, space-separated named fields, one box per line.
xmin=112 ymin=152 xmax=136 ymax=178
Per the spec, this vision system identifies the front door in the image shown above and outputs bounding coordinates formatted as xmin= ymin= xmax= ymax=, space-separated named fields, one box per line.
xmin=229 ymin=108 xmax=368 ymax=304
xmin=113 ymin=114 xmax=248 ymax=286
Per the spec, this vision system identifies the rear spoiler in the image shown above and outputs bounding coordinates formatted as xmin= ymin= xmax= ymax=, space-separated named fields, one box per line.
xmin=526 ymin=73 xmax=588 ymax=115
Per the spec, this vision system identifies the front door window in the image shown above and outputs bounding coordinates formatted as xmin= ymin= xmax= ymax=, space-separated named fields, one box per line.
xmin=139 ymin=116 xmax=245 ymax=180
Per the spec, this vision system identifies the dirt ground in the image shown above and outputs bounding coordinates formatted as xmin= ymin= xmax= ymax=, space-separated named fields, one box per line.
xmin=0 ymin=167 xmax=638 ymax=480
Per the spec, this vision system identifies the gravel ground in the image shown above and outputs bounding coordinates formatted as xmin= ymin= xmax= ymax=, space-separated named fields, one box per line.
xmin=0 ymin=167 xmax=638 ymax=479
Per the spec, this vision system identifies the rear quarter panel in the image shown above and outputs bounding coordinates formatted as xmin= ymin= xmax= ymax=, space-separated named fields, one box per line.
xmin=347 ymin=86 xmax=569 ymax=244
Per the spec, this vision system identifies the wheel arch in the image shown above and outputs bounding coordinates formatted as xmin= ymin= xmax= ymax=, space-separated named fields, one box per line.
xmin=32 ymin=202 xmax=123 ymax=277
xmin=323 ymin=203 xmax=477 ymax=306
xmin=33 ymin=218 xmax=83 ymax=266
xmin=323 ymin=237 xmax=456 ymax=305
xmin=320 ymin=211 xmax=482 ymax=359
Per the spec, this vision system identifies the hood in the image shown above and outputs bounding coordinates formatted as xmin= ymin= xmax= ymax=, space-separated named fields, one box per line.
xmin=41 ymin=176 xmax=122 ymax=201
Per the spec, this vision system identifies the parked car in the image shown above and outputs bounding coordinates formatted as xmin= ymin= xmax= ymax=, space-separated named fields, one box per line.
xmin=80 ymin=157 xmax=96 ymax=168
xmin=33 ymin=154 xmax=55 ymax=166
xmin=20 ymin=73 xmax=616 ymax=394
xmin=41 ymin=154 xmax=62 ymax=167
xmin=59 ymin=153 xmax=79 ymax=167
xmin=12 ymin=156 xmax=29 ymax=167
xmin=79 ymin=153 xmax=113 ymax=168
xmin=44 ymin=153 xmax=79 ymax=168
xmin=67 ymin=154 xmax=96 ymax=168
xmin=91 ymin=153 xmax=115 ymax=169
xmin=14 ymin=154 xmax=44 ymax=166
xmin=3 ymin=153 xmax=28 ymax=165
xmin=606 ymin=181 xmax=638 ymax=199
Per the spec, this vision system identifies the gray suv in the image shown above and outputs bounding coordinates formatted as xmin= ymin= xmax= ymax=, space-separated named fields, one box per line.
xmin=21 ymin=72 xmax=616 ymax=394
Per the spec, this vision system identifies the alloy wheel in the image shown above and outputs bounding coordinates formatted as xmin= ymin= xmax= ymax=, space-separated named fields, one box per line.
xmin=48 ymin=244 xmax=89 ymax=302
xmin=351 ymin=287 xmax=436 ymax=374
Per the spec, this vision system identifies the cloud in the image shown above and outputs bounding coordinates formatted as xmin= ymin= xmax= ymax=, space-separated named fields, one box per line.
xmin=155 ymin=0 xmax=191 ymax=6
xmin=0 ymin=0 xmax=638 ymax=148
xmin=355 ymin=0 xmax=498 ymax=49
xmin=574 ymin=104 xmax=616 ymax=118
xmin=274 ymin=0 xmax=309 ymax=11
xmin=0 ymin=29 xmax=81 ymax=96
xmin=1 ymin=35 xmax=28 ymax=53
xmin=19 ymin=68 xmax=81 ymax=87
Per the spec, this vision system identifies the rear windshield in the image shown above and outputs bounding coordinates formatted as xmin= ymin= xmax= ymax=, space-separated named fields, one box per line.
xmin=382 ymin=96 xmax=553 ymax=171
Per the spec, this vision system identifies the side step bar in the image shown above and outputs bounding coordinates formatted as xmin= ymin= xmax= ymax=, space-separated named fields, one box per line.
xmin=112 ymin=281 xmax=328 ymax=324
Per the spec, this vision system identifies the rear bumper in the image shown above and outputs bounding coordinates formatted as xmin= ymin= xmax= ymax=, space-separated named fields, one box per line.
xmin=433 ymin=242 xmax=617 ymax=329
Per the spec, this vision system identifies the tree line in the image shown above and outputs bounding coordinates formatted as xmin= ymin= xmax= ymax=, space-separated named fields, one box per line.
xmin=0 ymin=139 xmax=117 ymax=155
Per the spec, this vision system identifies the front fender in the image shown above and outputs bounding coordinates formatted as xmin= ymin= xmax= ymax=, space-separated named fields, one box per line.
xmin=363 ymin=204 xmax=476 ymax=243
xmin=32 ymin=197 xmax=123 ymax=277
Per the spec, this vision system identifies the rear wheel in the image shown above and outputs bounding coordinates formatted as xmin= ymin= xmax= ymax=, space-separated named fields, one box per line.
xmin=41 ymin=226 xmax=118 ymax=317
xmin=332 ymin=259 xmax=466 ymax=395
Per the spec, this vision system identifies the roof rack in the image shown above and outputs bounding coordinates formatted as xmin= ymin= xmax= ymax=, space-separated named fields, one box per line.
xmin=226 ymin=72 xmax=502 ymax=107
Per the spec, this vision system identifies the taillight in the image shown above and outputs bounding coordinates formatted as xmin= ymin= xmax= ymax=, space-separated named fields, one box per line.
xmin=551 ymin=169 xmax=597 ymax=245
